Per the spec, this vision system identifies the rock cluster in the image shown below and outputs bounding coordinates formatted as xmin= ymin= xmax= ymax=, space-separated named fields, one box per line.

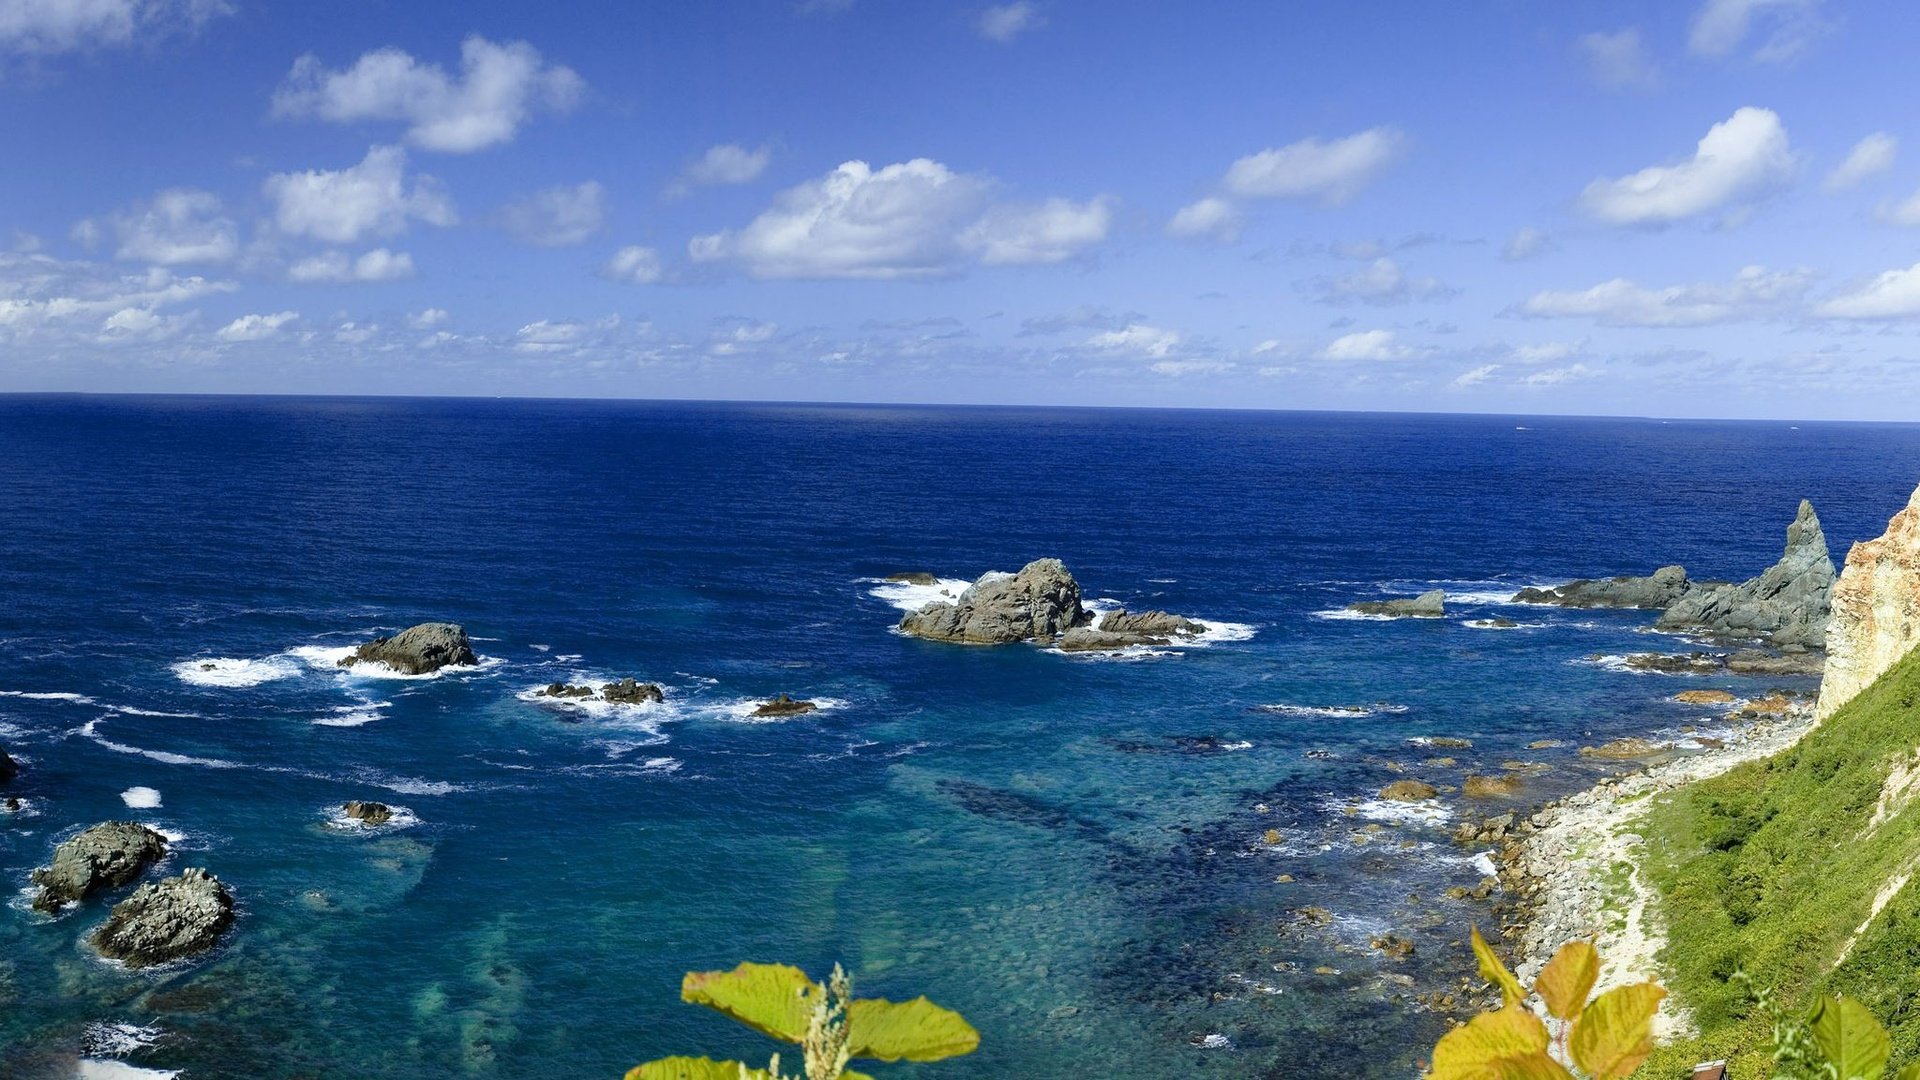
xmin=535 ymin=679 xmax=665 ymax=705
xmin=1349 ymin=590 xmax=1447 ymax=619
xmin=1058 ymin=609 xmax=1207 ymax=651
xmin=899 ymin=559 xmax=1089 ymax=644
xmin=31 ymin=821 xmax=168 ymax=912
xmin=1656 ymin=500 xmax=1836 ymax=648
xmin=340 ymin=622 xmax=477 ymax=675
xmin=1818 ymin=481 xmax=1920 ymax=721
xmin=89 ymin=867 xmax=234 ymax=968
xmin=1513 ymin=565 xmax=1693 ymax=609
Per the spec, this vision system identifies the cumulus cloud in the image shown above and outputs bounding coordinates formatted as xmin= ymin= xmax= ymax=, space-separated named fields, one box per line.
xmin=500 ymin=181 xmax=605 ymax=246
xmin=287 ymin=248 xmax=418 ymax=283
xmin=408 ymin=308 xmax=448 ymax=329
xmin=960 ymin=196 xmax=1112 ymax=265
xmin=1578 ymin=107 xmax=1794 ymax=226
xmin=1321 ymin=329 xmax=1408 ymax=361
xmin=1222 ymin=128 xmax=1406 ymax=206
xmin=1312 ymin=257 xmax=1454 ymax=306
xmin=1817 ymin=263 xmax=1920 ymax=319
xmin=1166 ymin=197 xmax=1241 ymax=242
xmin=1689 ymin=0 xmax=1825 ymax=63
xmin=601 ymin=245 xmax=665 ymax=284
xmin=668 ymin=143 xmax=772 ymax=197
xmin=216 ymin=310 xmax=299 ymax=342
xmin=265 ymin=145 xmax=456 ymax=244
xmin=271 ymin=35 xmax=584 ymax=153
xmin=0 ymin=252 xmax=233 ymax=346
xmin=709 ymin=321 xmax=777 ymax=356
xmin=1085 ymin=323 xmax=1181 ymax=358
xmin=0 ymin=0 xmax=230 ymax=55
xmin=1150 ymin=359 xmax=1232 ymax=377
xmin=1502 ymin=226 xmax=1553 ymax=261
xmin=1515 ymin=265 xmax=1812 ymax=326
xmin=1524 ymin=363 xmax=1599 ymax=386
xmin=977 ymin=2 xmax=1042 ymax=42
xmin=1579 ymin=28 xmax=1659 ymax=90
xmin=1826 ymin=133 xmax=1897 ymax=191
xmin=1451 ymin=364 xmax=1500 ymax=388
xmin=100 ymin=188 xmax=237 ymax=265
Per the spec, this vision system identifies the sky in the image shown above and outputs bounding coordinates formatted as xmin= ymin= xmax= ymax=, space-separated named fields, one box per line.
xmin=5 ymin=0 xmax=1920 ymax=418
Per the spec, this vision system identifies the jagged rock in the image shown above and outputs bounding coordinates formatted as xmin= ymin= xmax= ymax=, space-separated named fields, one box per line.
xmin=1673 ymin=689 xmax=1738 ymax=705
xmin=1380 ymin=779 xmax=1439 ymax=802
xmin=342 ymin=800 xmax=392 ymax=826
xmin=89 ymin=867 xmax=234 ymax=968
xmin=1619 ymin=652 xmax=1724 ymax=674
xmin=1099 ymin=609 xmax=1207 ymax=636
xmin=0 ymin=746 xmax=15 ymax=784
xmin=753 ymin=694 xmax=818 ymax=717
xmin=886 ymin=572 xmax=939 ymax=585
xmin=1819 ymin=482 xmax=1920 ymax=720
xmin=899 ymin=559 xmax=1088 ymax=644
xmin=1513 ymin=565 xmax=1693 ymax=609
xmin=31 ymin=821 xmax=168 ymax=912
xmin=339 ymin=622 xmax=477 ymax=675
xmin=1350 ymin=590 xmax=1447 ymax=619
xmin=1656 ymin=501 xmax=1836 ymax=648
xmin=601 ymin=679 xmax=665 ymax=704
xmin=538 ymin=682 xmax=597 ymax=699
xmin=1463 ymin=774 xmax=1524 ymax=798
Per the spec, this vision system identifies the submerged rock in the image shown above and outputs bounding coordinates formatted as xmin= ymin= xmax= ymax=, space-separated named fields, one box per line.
xmin=1512 ymin=565 xmax=1692 ymax=609
xmin=752 ymin=694 xmax=818 ymax=717
xmin=1618 ymin=651 xmax=1724 ymax=674
xmin=1656 ymin=500 xmax=1836 ymax=648
xmin=899 ymin=558 xmax=1088 ymax=644
xmin=31 ymin=821 xmax=168 ymax=913
xmin=1379 ymin=779 xmax=1439 ymax=802
xmin=1350 ymin=590 xmax=1447 ymax=619
xmin=340 ymin=622 xmax=477 ymax=675
xmin=1819 ymin=481 xmax=1920 ymax=721
xmin=90 ymin=867 xmax=234 ymax=968
xmin=342 ymin=800 xmax=392 ymax=826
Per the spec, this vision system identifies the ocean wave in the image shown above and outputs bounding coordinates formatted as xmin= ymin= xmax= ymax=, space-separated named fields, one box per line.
xmin=862 ymin=576 xmax=973 ymax=613
xmin=1332 ymin=796 xmax=1454 ymax=825
xmin=1310 ymin=608 xmax=1399 ymax=622
xmin=120 ymin=787 xmax=162 ymax=809
xmin=83 ymin=1022 xmax=166 ymax=1058
xmin=78 ymin=1061 xmax=180 ymax=1080
xmin=79 ymin=720 xmax=247 ymax=770
xmin=1258 ymin=703 xmax=1408 ymax=719
xmin=171 ymin=656 xmax=299 ymax=688
xmin=0 ymin=690 xmax=96 ymax=703
xmin=1463 ymin=618 xmax=1543 ymax=630
xmin=1578 ymin=653 xmax=1720 ymax=676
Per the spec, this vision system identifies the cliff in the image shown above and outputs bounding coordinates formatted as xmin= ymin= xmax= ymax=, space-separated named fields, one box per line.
xmin=1818 ymin=482 xmax=1920 ymax=721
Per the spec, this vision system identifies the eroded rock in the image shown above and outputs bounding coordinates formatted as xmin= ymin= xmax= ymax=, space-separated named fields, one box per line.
xmin=339 ymin=622 xmax=477 ymax=675
xmin=899 ymin=559 xmax=1088 ymax=644
xmin=89 ymin=867 xmax=234 ymax=968
xmin=31 ymin=821 xmax=168 ymax=913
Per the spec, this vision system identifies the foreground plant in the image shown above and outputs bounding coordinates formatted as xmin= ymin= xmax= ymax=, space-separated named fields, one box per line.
xmin=628 ymin=961 xmax=979 ymax=1080
xmin=1734 ymin=970 xmax=1920 ymax=1080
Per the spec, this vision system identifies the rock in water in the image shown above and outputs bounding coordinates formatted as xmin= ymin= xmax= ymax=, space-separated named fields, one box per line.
xmin=339 ymin=622 xmax=477 ymax=675
xmin=753 ymin=694 xmax=818 ymax=717
xmin=537 ymin=682 xmax=596 ymax=699
xmin=1058 ymin=609 xmax=1209 ymax=651
xmin=342 ymin=800 xmax=392 ymax=826
xmin=898 ymin=558 xmax=1088 ymax=643
xmin=30 ymin=821 xmax=168 ymax=912
xmin=885 ymin=572 xmax=939 ymax=585
xmin=1656 ymin=500 xmax=1837 ymax=648
xmin=1350 ymin=590 xmax=1447 ymax=619
xmin=0 ymin=746 xmax=15 ymax=784
xmin=90 ymin=867 xmax=234 ymax=968
xmin=1379 ymin=779 xmax=1438 ymax=801
xmin=600 ymin=679 xmax=665 ymax=704
xmin=1819 ymin=481 xmax=1920 ymax=720
xmin=1512 ymin=565 xmax=1693 ymax=609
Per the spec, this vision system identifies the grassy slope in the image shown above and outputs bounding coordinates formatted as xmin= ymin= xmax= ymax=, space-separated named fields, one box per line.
xmin=1642 ymin=649 xmax=1920 ymax=1075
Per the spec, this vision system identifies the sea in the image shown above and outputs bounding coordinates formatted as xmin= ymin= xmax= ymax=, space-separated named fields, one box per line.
xmin=1 ymin=395 xmax=1917 ymax=1080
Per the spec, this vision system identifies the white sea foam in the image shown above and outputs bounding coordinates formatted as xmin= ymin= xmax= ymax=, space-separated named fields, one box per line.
xmin=1464 ymin=618 xmax=1543 ymax=630
xmin=863 ymin=576 xmax=973 ymax=613
xmin=170 ymin=656 xmax=299 ymax=688
xmin=289 ymin=645 xmax=504 ymax=681
xmin=120 ymin=787 xmax=162 ymax=809
xmin=1310 ymin=608 xmax=1398 ymax=622
xmin=362 ymin=774 xmax=469 ymax=797
xmin=323 ymin=803 xmax=419 ymax=831
xmin=1337 ymin=796 xmax=1454 ymax=825
xmin=83 ymin=1022 xmax=165 ymax=1057
xmin=1579 ymin=653 xmax=1718 ymax=676
xmin=1259 ymin=703 xmax=1408 ymax=719
xmin=1471 ymin=851 xmax=1499 ymax=876
xmin=313 ymin=699 xmax=392 ymax=727
xmin=77 ymin=1061 xmax=180 ymax=1079
xmin=0 ymin=690 xmax=96 ymax=703
xmin=715 ymin=696 xmax=849 ymax=723
xmin=530 ymin=644 xmax=551 ymax=652
xmin=1196 ymin=1033 xmax=1235 ymax=1050
xmin=80 ymin=721 xmax=245 ymax=770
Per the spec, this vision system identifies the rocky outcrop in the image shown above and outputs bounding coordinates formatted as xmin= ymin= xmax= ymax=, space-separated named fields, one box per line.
xmin=885 ymin=572 xmax=939 ymax=585
xmin=1818 ymin=482 xmax=1920 ymax=720
xmin=899 ymin=559 xmax=1089 ymax=644
xmin=1058 ymin=608 xmax=1208 ymax=651
xmin=31 ymin=822 xmax=168 ymax=913
xmin=1513 ymin=565 xmax=1693 ymax=609
xmin=1349 ymin=590 xmax=1446 ymax=619
xmin=342 ymin=800 xmax=392 ymax=826
xmin=753 ymin=694 xmax=818 ymax=717
xmin=339 ymin=622 xmax=477 ymax=675
xmin=602 ymin=679 xmax=664 ymax=704
xmin=89 ymin=867 xmax=234 ymax=968
xmin=1380 ymin=779 xmax=1438 ymax=801
xmin=1656 ymin=501 xmax=1836 ymax=648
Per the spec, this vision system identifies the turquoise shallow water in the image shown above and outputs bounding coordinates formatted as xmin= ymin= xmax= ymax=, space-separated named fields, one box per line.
xmin=0 ymin=397 xmax=1916 ymax=1079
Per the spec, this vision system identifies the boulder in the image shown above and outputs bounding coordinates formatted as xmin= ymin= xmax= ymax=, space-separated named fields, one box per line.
xmin=1512 ymin=565 xmax=1693 ymax=609
xmin=89 ymin=867 xmax=234 ymax=968
xmin=899 ymin=558 xmax=1088 ymax=644
xmin=885 ymin=572 xmax=940 ymax=585
xmin=1350 ymin=590 xmax=1447 ymax=619
xmin=537 ymin=682 xmax=597 ymax=699
xmin=1370 ymin=933 xmax=1416 ymax=958
xmin=1656 ymin=501 xmax=1836 ymax=648
xmin=601 ymin=679 xmax=665 ymax=704
xmin=753 ymin=694 xmax=818 ymax=717
xmin=1462 ymin=774 xmax=1524 ymax=798
xmin=1379 ymin=779 xmax=1439 ymax=802
xmin=342 ymin=800 xmax=392 ymax=826
xmin=31 ymin=821 xmax=168 ymax=913
xmin=1819 ymin=481 xmax=1920 ymax=721
xmin=0 ymin=746 xmax=15 ymax=784
xmin=1673 ymin=689 xmax=1738 ymax=705
xmin=339 ymin=622 xmax=477 ymax=675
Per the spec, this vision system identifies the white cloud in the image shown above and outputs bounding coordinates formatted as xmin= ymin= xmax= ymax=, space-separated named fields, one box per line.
xmin=1826 ymin=133 xmax=1898 ymax=191
xmin=1086 ymin=323 xmax=1181 ymax=358
xmin=1321 ymin=329 xmax=1408 ymax=361
xmin=671 ymin=143 xmax=772 ymax=196
xmin=1516 ymin=265 xmax=1811 ymax=326
xmin=709 ymin=321 xmax=777 ymax=356
xmin=1578 ymin=107 xmax=1794 ymax=226
xmin=287 ymin=247 xmax=418 ymax=283
xmin=960 ymin=196 xmax=1112 ymax=265
xmin=1878 ymin=190 xmax=1920 ymax=226
xmin=1817 ymin=263 xmax=1920 ymax=319
xmin=977 ymin=2 xmax=1042 ymax=42
xmin=1502 ymin=226 xmax=1552 ymax=261
xmin=271 ymin=35 xmax=584 ymax=153
xmin=265 ymin=145 xmax=456 ymax=244
xmin=601 ymin=245 xmax=666 ymax=284
xmin=1451 ymin=364 xmax=1500 ymax=388
xmin=1221 ymin=128 xmax=1405 ymax=206
xmin=1689 ymin=0 xmax=1824 ymax=62
xmin=0 ymin=0 xmax=230 ymax=55
xmin=104 ymin=188 xmax=237 ymax=265
xmin=1510 ymin=341 xmax=1580 ymax=363
xmin=1314 ymin=257 xmax=1453 ymax=305
xmin=1524 ymin=363 xmax=1599 ymax=386
xmin=1151 ymin=359 xmax=1232 ymax=377
xmin=0 ymin=253 xmax=233 ymax=345
xmin=1166 ymin=197 xmax=1241 ymax=242
xmin=408 ymin=308 xmax=448 ymax=329
xmin=515 ymin=315 xmax=622 ymax=353
xmin=1579 ymin=28 xmax=1659 ymax=90
xmin=500 ymin=181 xmax=605 ymax=246
xmin=216 ymin=310 xmax=299 ymax=342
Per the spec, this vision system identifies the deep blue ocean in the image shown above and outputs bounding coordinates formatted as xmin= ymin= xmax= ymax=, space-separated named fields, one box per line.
xmin=2 ymin=396 xmax=1918 ymax=1080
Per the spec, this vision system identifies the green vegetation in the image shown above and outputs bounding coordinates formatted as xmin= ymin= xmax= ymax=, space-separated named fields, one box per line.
xmin=628 ymin=961 xmax=979 ymax=1080
xmin=1638 ymin=649 xmax=1920 ymax=1076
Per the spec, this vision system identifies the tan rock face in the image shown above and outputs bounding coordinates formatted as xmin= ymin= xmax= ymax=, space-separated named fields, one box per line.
xmin=1818 ymin=483 xmax=1920 ymax=721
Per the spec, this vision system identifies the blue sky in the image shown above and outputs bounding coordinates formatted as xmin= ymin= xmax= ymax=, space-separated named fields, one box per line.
xmin=4 ymin=0 xmax=1920 ymax=418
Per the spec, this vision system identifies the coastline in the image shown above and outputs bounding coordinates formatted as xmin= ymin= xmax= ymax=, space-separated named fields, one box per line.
xmin=1490 ymin=694 xmax=1819 ymax=1037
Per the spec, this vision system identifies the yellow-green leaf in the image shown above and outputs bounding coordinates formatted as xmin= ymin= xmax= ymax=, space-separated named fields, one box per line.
xmin=847 ymin=995 xmax=981 ymax=1062
xmin=680 ymin=962 xmax=819 ymax=1044
xmin=1471 ymin=927 xmax=1526 ymax=1007
xmin=1891 ymin=1063 xmax=1920 ymax=1080
xmin=1810 ymin=995 xmax=1891 ymax=1080
xmin=625 ymin=1057 xmax=775 ymax=1080
xmin=1534 ymin=940 xmax=1600 ymax=1021
xmin=1430 ymin=1004 xmax=1570 ymax=1080
xmin=1569 ymin=982 xmax=1667 ymax=1080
